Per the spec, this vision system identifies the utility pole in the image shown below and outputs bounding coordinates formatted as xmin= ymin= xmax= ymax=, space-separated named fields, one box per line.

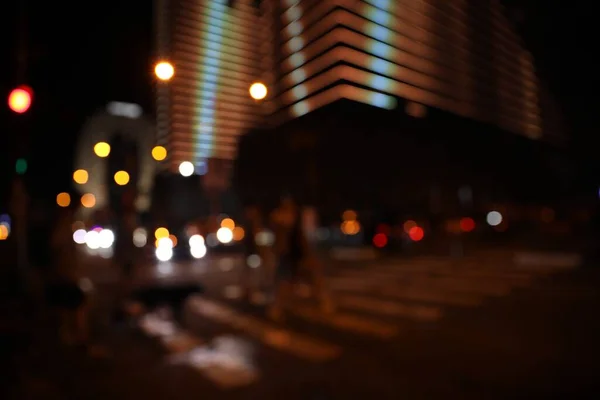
xmin=7 ymin=0 xmax=31 ymax=294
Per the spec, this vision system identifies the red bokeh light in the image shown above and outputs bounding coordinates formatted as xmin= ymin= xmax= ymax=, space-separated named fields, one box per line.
xmin=373 ymin=233 xmax=388 ymax=248
xmin=460 ymin=217 xmax=476 ymax=232
xmin=8 ymin=86 xmax=32 ymax=113
xmin=408 ymin=226 xmax=424 ymax=241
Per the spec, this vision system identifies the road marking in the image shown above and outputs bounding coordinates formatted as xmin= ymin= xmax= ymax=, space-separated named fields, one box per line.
xmin=168 ymin=336 xmax=260 ymax=389
xmin=335 ymin=295 xmax=442 ymax=321
xmin=161 ymin=331 xmax=203 ymax=353
xmin=329 ymin=273 xmax=517 ymax=299
xmin=139 ymin=312 xmax=259 ymax=388
xmin=340 ymin=265 xmax=535 ymax=285
xmin=290 ymin=305 xmax=399 ymax=339
xmin=377 ymin=286 xmax=483 ymax=306
xmin=328 ymin=277 xmax=377 ymax=291
xmin=514 ymin=252 xmax=581 ymax=269
xmin=188 ymin=296 xmax=341 ymax=362
xmin=404 ymin=277 xmax=514 ymax=296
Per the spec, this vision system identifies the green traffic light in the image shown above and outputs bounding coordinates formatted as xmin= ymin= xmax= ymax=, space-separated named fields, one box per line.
xmin=15 ymin=158 xmax=27 ymax=175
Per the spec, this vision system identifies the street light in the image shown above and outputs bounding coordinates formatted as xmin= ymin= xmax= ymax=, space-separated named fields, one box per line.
xmin=114 ymin=170 xmax=130 ymax=186
xmin=94 ymin=142 xmax=111 ymax=157
xmin=73 ymin=169 xmax=89 ymax=184
xmin=179 ymin=161 xmax=194 ymax=177
xmin=56 ymin=192 xmax=71 ymax=208
xmin=154 ymin=61 xmax=174 ymax=81
xmin=151 ymin=145 xmax=167 ymax=161
xmin=249 ymin=82 xmax=267 ymax=100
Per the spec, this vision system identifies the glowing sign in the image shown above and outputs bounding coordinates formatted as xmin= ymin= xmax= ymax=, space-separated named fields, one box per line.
xmin=107 ymin=102 xmax=142 ymax=119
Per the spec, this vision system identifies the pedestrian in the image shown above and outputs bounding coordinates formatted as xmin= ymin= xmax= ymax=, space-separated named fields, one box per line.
xmin=114 ymin=187 xmax=138 ymax=282
xmin=267 ymin=195 xmax=334 ymax=321
xmin=267 ymin=195 xmax=300 ymax=321
xmin=299 ymin=212 xmax=335 ymax=314
xmin=240 ymin=205 xmax=262 ymax=300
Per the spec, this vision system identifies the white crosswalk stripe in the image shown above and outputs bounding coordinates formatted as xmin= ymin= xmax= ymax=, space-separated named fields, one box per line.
xmin=139 ymin=254 xmax=578 ymax=388
xmin=334 ymin=295 xmax=442 ymax=321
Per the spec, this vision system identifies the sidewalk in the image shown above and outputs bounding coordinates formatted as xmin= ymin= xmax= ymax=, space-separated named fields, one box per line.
xmin=0 ymin=271 xmax=173 ymax=399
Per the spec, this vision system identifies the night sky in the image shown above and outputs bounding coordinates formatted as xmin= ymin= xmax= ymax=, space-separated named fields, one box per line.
xmin=0 ymin=0 xmax=596 ymax=204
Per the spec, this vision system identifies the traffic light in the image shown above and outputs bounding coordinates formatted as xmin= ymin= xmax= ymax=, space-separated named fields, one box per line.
xmin=8 ymin=86 xmax=33 ymax=113
xmin=15 ymin=158 xmax=27 ymax=175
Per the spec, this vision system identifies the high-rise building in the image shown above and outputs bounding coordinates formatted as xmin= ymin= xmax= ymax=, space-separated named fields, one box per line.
xmin=154 ymin=0 xmax=267 ymax=179
xmin=155 ymin=0 xmax=550 ymax=174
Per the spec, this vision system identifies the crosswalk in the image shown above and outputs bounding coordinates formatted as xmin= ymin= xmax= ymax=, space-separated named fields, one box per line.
xmin=138 ymin=253 xmax=579 ymax=388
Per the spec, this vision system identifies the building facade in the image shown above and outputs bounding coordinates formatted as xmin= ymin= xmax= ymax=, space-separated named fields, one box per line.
xmin=155 ymin=0 xmax=546 ymax=173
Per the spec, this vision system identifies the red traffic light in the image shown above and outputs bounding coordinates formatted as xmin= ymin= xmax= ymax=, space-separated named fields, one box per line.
xmin=8 ymin=85 xmax=33 ymax=113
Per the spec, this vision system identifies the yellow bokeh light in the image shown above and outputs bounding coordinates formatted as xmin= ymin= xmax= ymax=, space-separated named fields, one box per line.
xmin=73 ymin=169 xmax=88 ymax=184
xmin=152 ymin=146 xmax=167 ymax=161
xmin=154 ymin=227 xmax=169 ymax=240
xmin=114 ymin=170 xmax=130 ymax=186
xmin=0 ymin=224 xmax=9 ymax=240
xmin=94 ymin=142 xmax=111 ymax=157
xmin=232 ymin=226 xmax=245 ymax=241
xmin=81 ymin=193 xmax=96 ymax=208
xmin=249 ymin=82 xmax=267 ymax=100
xmin=56 ymin=192 xmax=71 ymax=207
xmin=220 ymin=218 xmax=235 ymax=230
xmin=155 ymin=61 xmax=174 ymax=81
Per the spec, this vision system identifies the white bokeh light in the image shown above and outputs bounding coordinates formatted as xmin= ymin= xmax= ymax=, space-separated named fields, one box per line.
xmin=255 ymin=230 xmax=275 ymax=246
xmin=157 ymin=237 xmax=174 ymax=248
xmin=156 ymin=245 xmax=173 ymax=262
xmin=249 ymin=82 xmax=268 ymax=100
xmin=190 ymin=245 xmax=207 ymax=259
xmin=216 ymin=227 xmax=233 ymax=244
xmin=154 ymin=61 xmax=174 ymax=81
xmin=85 ymin=230 xmax=100 ymax=249
xmin=73 ymin=229 xmax=87 ymax=244
xmin=98 ymin=229 xmax=115 ymax=249
xmin=486 ymin=211 xmax=503 ymax=226
xmin=179 ymin=161 xmax=194 ymax=177
xmin=189 ymin=234 xmax=204 ymax=248
xmin=133 ymin=228 xmax=147 ymax=247
xmin=247 ymin=254 xmax=261 ymax=268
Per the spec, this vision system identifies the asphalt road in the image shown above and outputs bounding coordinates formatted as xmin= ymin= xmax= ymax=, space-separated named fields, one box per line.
xmin=10 ymin=250 xmax=600 ymax=399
